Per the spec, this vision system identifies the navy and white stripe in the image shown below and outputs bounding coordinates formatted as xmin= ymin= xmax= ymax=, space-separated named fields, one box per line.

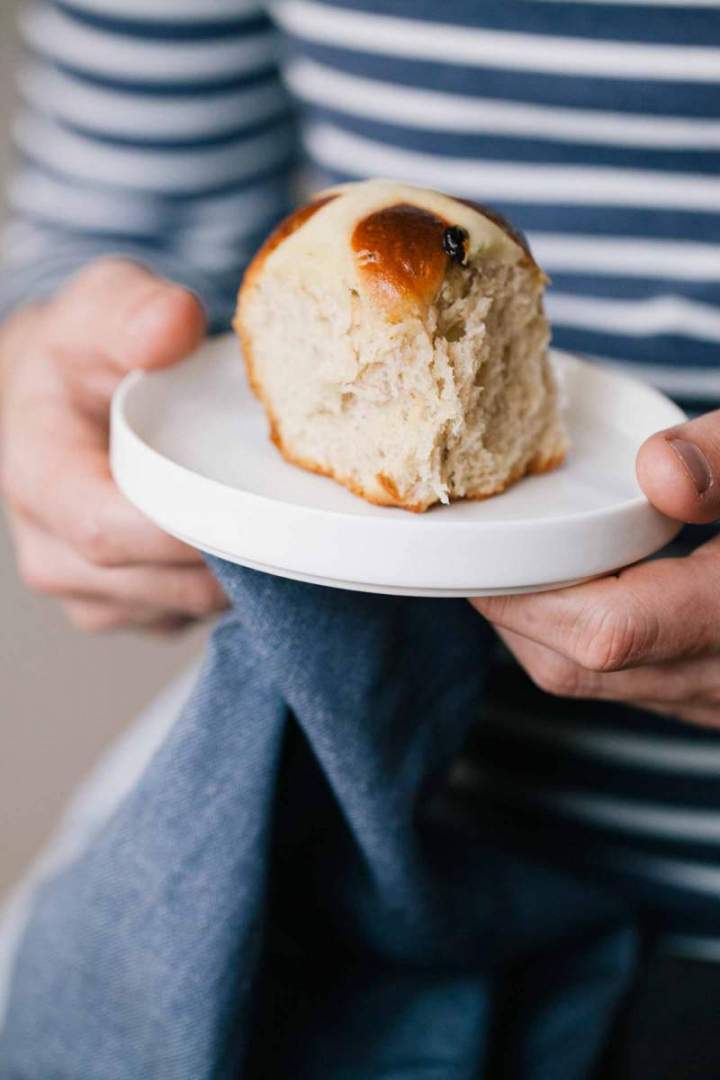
xmin=278 ymin=0 xmax=720 ymax=407
xmin=3 ymin=0 xmax=720 ymax=954
xmin=0 ymin=0 xmax=297 ymax=327
xmin=455 ymin=697 xmax=720 ymax=938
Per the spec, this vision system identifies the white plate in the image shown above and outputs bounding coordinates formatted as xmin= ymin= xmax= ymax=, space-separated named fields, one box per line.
xmin=110 ymin=334 xmax=684 ymax=597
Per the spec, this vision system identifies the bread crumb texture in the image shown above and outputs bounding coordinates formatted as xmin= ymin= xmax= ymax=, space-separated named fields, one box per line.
xmin=235 ymin=179 xmax=568 ymax=511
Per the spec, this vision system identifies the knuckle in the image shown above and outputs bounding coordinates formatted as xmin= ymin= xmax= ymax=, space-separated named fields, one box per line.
xmin=72 ymin=512 xmax=118 ymax=567
xmin=572 ymin=597 xmax=658 ymax=673
xmin=182 ymin=576 xmax=221 ymax=615
xmin=531 ymin=656 xmax=587 ymax=699
xmin=17 ymin=555 xmax=55 ymax=596
xmin=65 ymin=603 xmax=124 ymax=633
xmin=15 ymin=537 xmax=62 ymax=596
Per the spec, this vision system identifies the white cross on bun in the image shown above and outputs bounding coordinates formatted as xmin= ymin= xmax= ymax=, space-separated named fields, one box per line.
xmin=235 ymin=179 xmax=567 ymax=512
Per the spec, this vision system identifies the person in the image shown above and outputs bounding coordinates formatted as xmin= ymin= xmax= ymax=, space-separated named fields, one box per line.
xmin=0 ymin=2 xmax=719 ymax=1075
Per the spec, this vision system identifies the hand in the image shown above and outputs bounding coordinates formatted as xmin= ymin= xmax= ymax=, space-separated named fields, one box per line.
xmin=472 ymin=413 xmax=720 ymax=727
xmin=0 ymin=259 xmax=227 ymax=634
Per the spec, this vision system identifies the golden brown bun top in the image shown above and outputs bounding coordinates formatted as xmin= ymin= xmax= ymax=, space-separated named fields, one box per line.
xmin=239 ymin=179 xmax=542 ymax=324
xmin=351 ymin=202 xmax=451 ymax=320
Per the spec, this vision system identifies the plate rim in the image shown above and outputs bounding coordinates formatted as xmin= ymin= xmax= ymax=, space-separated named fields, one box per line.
xmin=110 ymin=338 xmax=685 ymax=595
xmin=112 ymin=343 xmax=686 ymax=535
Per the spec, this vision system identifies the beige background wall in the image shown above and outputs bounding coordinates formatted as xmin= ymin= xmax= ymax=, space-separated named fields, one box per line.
xmin=0 ymin=1 xmax=206 ymax=895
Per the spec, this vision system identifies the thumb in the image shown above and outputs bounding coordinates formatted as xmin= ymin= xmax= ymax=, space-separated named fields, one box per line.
xmin=636 ymin=410 xmax=720 ymax=524
xmin=47 ymin=258 xmax=206 ymax=399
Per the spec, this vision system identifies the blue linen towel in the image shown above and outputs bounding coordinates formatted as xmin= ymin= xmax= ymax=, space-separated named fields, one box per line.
xmin=0 ymin=563 xmax=636 ymax=1079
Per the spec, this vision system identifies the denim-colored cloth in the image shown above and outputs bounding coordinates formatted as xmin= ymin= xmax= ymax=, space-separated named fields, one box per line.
xmin=0 ymin=564 xmax=636 ymax=1079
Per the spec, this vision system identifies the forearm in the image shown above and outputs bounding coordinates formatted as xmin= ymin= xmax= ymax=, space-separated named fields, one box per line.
xmin=1 ymin=1 xmax=296 ymax=330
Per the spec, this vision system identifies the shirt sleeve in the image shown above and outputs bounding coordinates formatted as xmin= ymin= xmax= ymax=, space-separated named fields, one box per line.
xmin=0 ymin=0 xmax=297 ymax=331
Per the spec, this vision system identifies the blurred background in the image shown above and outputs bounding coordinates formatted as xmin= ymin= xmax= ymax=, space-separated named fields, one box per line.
xmin=0 ymin=0 xmax=206 ymax=896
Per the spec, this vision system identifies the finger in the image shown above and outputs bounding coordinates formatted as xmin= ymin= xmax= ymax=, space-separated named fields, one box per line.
xmin=636 ymin=409 xmax=720 ymax=524
xmin=50 ymin=258 xmax=206 ymax=381
xmin=12 ymin=516 xmax=227 ymax=615
xmin=4 ymin=401 xmax=202 ymax=566
xmin=18 ymin=461 xmax=202 ymax=567
xmin=494 ymin=627 xmax=604 ymax=699
xmin=1 ymin=318 xmax=201 ymax=571
xmin=472 ymin=549 xmax=720 ymax=672
xmin=496 ymin=626 xmax=720 ymax=706
xmin=63 ymin=599 xmax=195 ymax=635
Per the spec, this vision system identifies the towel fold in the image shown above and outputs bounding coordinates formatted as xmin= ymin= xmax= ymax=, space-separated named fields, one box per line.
xmin=0 ymin=564 xmax=636 ymax=1079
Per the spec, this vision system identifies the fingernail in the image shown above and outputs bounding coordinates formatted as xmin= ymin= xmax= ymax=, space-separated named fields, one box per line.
xmin=668 ymin=438 xmax=714 ymax=496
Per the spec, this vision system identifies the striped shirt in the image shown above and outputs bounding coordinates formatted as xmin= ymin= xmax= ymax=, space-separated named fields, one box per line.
xmin=2 ymin=0 xmax=720 ymax=953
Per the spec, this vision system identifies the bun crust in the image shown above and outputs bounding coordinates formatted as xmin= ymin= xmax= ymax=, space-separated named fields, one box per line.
xmin=235 ymin=179 xmax=566 ymax=512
